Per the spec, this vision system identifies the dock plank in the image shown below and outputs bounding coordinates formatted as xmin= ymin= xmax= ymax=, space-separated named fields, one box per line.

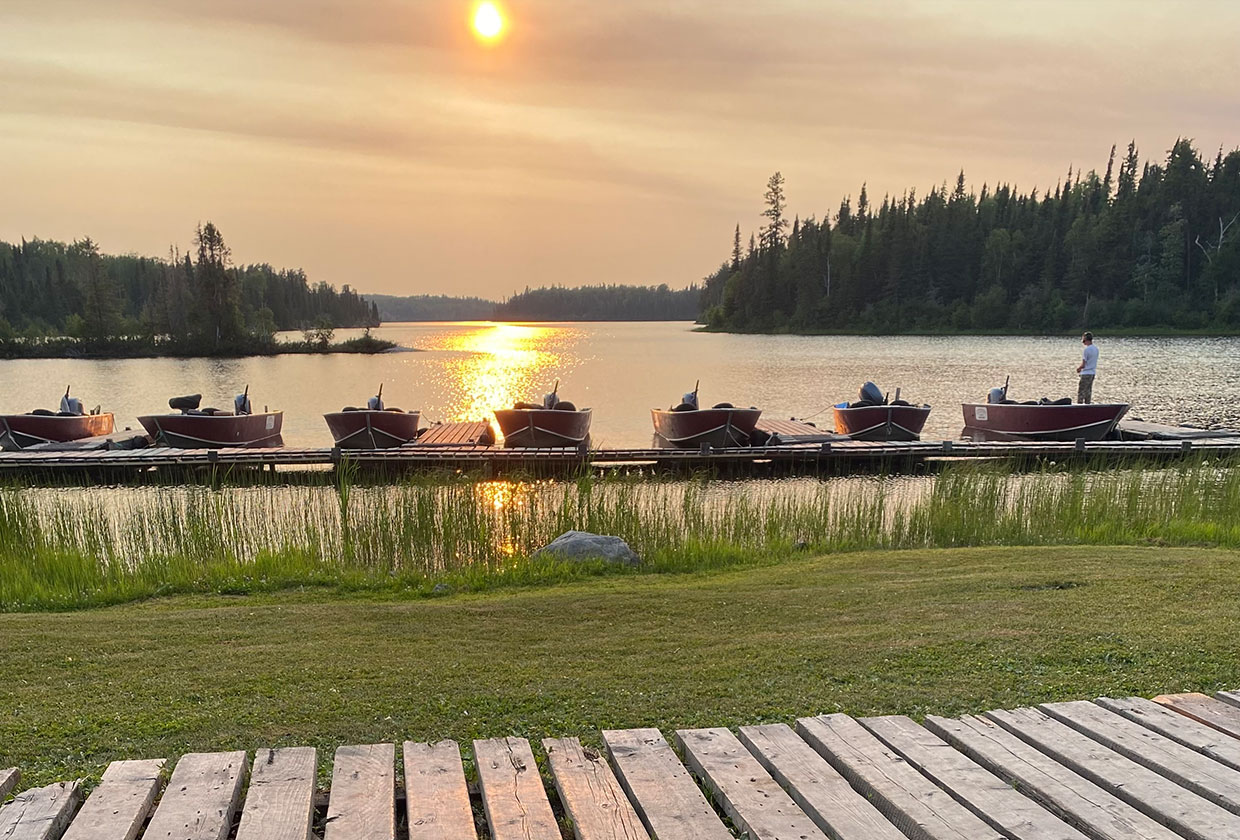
xmin=924 ymin=714 xmax=1179 ymax=840
xmin=676 ymin=727 xmax=826 ymax=840
xmin=1153 ymin=692 xmax=1240 ymax=739
xmin=542 ymin=737 xmax=648 ymax=840
xmin=600 ymin=728 xmax=732 ymax=840
xmin=796 ymin=714 xmax=1003 ymax=840
xmin=860 ymin=715 xmax=1088 ymax=840
xmin=1217 ymin=690 xmax=1240 ymax=710
xmin=737 ymin=723 xmax=905 ymax=840
xmin=0 ymin=768 xmax=18 ymax=801
xmin=1041 ymin=700 xmax=1240 ymax=814
xmin=324 ymin=743 xmax=395 ymax=840
xmin=62 ymin=759 xmax=164 ymax=840
xmin=987 ymin=706 xmax=1240 ymax=840
xmin=473 ymin=737 xmax=559 ymax=840
xmin=141 ymin=751 xmax=245 ymax=840
xmin=234 ymin=747 xmax=316 ymax=840
xmin=403 ymin=741 xmax=477 ymax=840
xmin=0 ymin=781 xmax=80 ymax=840
xmin=1097 ymin=696 xmax=1240 ymax=771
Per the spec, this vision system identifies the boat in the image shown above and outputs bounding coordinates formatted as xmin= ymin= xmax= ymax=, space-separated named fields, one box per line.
xmin=651 ymin=382 xmax=762 ymax=448
xmin=138 ymin=388 xmax=283 ymax=448
xmin=832 ymin=382 xmax=931 ymax=441
xmin=493 ymin=382 xmax=592 ymax=447
xmin=0 ymin=387 xmax=115 ymax=451
xmin=324 ymin=386 xmax=421 ymax=449
xmin=962 ymin=382 xmax=1128 ymax=441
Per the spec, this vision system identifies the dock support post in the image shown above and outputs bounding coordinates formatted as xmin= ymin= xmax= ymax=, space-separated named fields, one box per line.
xmin=1075 ymin=438 xmax=1086 ymax=452
xmin=941 ymin=440 xmax=953 ymax=454
xmin=699 ymin=442 xmax=711 ymax=455
xmin=1181 ymin=440 xmax=1193 ymax=452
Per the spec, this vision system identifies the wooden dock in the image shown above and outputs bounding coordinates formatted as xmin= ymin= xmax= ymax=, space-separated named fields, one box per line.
xmin=5 ymin=689 xmax=1240 ymax=839
xmin=1 ymin=419 xmax=1238 ymax=479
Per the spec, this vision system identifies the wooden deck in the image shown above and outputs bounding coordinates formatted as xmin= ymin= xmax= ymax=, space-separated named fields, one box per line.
xmin=5 ymin=690 xmax=1240 ymax=839
xmin=1 ymin=420 xmax=1239 ymax=479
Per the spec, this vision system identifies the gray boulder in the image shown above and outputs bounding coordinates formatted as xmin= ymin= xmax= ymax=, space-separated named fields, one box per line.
xmin=532 ymin=530 xmax=641 ymax=566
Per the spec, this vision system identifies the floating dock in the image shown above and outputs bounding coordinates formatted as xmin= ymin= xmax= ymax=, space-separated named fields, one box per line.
xmin=2 ymin=419 xmax=1238 ymax=480
xmin=4 ymin=689 xmax=1240 ymax=840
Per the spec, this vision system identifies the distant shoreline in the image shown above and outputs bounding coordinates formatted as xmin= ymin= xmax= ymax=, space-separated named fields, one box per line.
xmin=0 ymin=335 xmax=399 ymax=361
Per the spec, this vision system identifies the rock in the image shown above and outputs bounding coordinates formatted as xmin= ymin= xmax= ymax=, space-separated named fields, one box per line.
xmin=532 ymin=530 xmax=641 ymax=566
xmin=431 ymin=583 xmax=452 ymax=596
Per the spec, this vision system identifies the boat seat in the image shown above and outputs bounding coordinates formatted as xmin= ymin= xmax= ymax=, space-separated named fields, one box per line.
xmin=553 ymin=401 xmax=577 ymax=411
xmin=514 ymin=401 xmax=542 ymax=410
xmin=342 ymin=406 xmax=361 ymax=412
xmin=711 ymin=402 xmax=734 ymax=409
xmin=30 ymin=408 xmax=56 ymax=416
xmin=169 ymin=394 xmax=202 ymax=411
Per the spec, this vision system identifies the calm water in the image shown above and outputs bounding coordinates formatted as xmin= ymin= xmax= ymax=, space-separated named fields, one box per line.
xmin=2 ymin=322 xmax=1238 ymax=447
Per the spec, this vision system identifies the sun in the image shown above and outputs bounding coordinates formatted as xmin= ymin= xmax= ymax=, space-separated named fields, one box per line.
xmin=473 ymin=2 xmax=505 ymax=41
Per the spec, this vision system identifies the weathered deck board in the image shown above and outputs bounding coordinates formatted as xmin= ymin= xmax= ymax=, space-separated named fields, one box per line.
xmin=924 ymin=714 xmax=1180 ymax=840
xmin=987 ymin=706 xmax=1240 ymax=840
xmin=1216 ymin=690 xmax=1240 ymax=711
xmin=473 ymin=737 xmax=559 ymax=840
xmin=1097 ymin=696 xmax=1240 ymax=771
xmin=0 ymin=768 xmax=19 ymax=801
xmin=324 ymin=743 xmax=395 ymax=840
xmin=1153 ymin=692 xmax=1240 ymax=739
xmin=675 ymin=727 xmax=827 ymax=840
xmin=542 ymin=737 xmax=648 ymax=840
xmin=860 ymin=715 xmax=1088 ymax=840
xmin=600 ymin=728 xmax=732 ymax=840
xmin=1041 ymin=700 xmax=1240 ymax=814
xmin=141 ymin=751 xmax=246 ymax=840
xmin=796 ymin=714 xmax=1003 ymax=840
xmin=234 ymin=747 xmax=316 ymax=840
xmin=738 ymin=723 xmax=905 ymax=840
xmin=403 ymin=741 xmax=477 ymax=840
xmin=0 ymin=781 xmax=80 ymax=840
xmin=61 ymin=759 xmax=165 ymax=840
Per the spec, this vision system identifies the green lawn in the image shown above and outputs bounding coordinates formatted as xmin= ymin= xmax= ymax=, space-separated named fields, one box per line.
xmin=2 ymin=545 xmax=1239 ymax=788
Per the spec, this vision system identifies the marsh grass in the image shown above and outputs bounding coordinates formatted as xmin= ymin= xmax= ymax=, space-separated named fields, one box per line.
xmin=3 ymin=458 xmax=1239 ymax=610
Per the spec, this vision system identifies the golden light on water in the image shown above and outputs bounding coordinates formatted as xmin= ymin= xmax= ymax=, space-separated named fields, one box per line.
xmin=472 ymin=2 xmax=505 ymax=42
xmin=441 ymin=323 xmax=559 ymax=424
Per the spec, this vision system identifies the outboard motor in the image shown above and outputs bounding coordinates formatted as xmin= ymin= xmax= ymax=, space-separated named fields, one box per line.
xmin=681 ymin=391 xmax=699 ymax=410
xmin=987 ymin=387 xmax=1007 ymax=405
xmin=542 ymin=391 xmax=560 ymax=409
xmin=234 ymin=393 xmax=252 ymax=415
xmin=367 ymin=394 xmax=384 ymax=411
xmin=59 ymin=394 xmax=84 ymax=415
xmin=858 ymin=381 xmax=884 ymax=405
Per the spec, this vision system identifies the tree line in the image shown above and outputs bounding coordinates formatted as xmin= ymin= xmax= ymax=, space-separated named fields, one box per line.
xmin=368 ymin=284 xmax=701 ymax=322
xmin=701 ymin=139 xmax=1240 ymax=333
xmin=0 ymin=223 xmax=380 ymax=356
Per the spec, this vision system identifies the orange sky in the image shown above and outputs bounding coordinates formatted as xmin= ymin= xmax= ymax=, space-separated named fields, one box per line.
xmin=2 ymin=0 xmax=1239 ymax=298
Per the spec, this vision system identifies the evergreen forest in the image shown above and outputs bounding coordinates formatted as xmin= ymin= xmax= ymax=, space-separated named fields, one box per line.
xmin=494 ymin=284 xmax=700 ymax=321
xmin=700 ymin=140 xmax=1240 ymax=333
xmin=0 ymin=223 xmax=380 ymax=357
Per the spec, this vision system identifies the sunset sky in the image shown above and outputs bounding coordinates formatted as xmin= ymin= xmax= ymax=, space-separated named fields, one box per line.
xmin=2 ymin=0 xmax=1239 ymax=299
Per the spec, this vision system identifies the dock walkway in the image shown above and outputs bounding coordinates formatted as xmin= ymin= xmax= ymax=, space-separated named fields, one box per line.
xmin=4 ymin=690 xmax=1240 ymax=839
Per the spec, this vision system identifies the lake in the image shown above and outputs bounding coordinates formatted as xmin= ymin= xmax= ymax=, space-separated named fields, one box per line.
xmin=2 ymin=322 xmax=1237 ymax=448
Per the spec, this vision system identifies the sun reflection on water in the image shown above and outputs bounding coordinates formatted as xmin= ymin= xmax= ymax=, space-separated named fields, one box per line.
xmin=438 ymin=323 xmax=565 ymax=423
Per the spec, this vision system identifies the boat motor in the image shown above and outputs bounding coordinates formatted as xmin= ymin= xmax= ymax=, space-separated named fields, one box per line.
xmin=542 ymin=391 xmax=560 ymax=409
xmin=59 ymin=395 xmax=84 ymax=416
xmin=987 ymin=387 xmax=1007 ymax=404
xmin=367 ymin=395 xmax=384 ymax=411
xmin=858 ymin=381 xmax=884 ymax=405
xmin=682 ymin=391 xmax=699 ymax=409
xmin=234 ymin=393 xmax=252 ymax=415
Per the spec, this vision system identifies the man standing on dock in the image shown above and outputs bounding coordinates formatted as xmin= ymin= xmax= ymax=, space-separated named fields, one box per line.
xmin=1076 ymin=332 xmax=1098 ymax=404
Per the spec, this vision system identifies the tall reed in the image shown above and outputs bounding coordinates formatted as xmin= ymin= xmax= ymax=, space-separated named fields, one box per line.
xmin=2 ymin=458 xmax=1237 ymax=611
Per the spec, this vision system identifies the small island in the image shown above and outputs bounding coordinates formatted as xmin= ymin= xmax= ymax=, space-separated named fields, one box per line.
xmin=0 ymin=222 xmax=394 ymax=359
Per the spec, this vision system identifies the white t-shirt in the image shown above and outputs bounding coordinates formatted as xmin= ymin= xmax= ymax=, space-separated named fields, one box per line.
xmin=1080 ymin=344 xmax=1099 ymax=376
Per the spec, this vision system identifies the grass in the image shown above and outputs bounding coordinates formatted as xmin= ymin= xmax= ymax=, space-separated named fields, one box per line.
xmin=2 ymin=460 xmax=1240 ymax=610
xmin=0 ymin=544 xmax=1238 ymax=789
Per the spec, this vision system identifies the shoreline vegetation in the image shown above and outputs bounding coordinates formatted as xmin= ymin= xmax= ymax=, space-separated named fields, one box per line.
xmin=700 ymin=140 xmax=1240 ymax=335
xmin=2 ymin=543 xmax=1237 ymax=788
xmin=1 ymin=223 xmax=383 ymax=360
xmin=2 ymin=458 xmax=1237 ymax=612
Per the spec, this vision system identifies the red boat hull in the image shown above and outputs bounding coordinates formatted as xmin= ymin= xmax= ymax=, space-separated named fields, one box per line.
xmin=832 ymin=404 xmax=931 ymax=441
xmin=0 ymin=413 xmax=115 ymax=450
xmin=651 ymin=407 xmax=762 ymax=448
xmin=324 ymin=410 xmax=421 ymax=449
xmin=961 ymin=403 xmax=1129 ymax=442
xmin=494 ymin=408 xmax=592 ymax=447
xmin=138 ymin=412 xmax=284 ymax=448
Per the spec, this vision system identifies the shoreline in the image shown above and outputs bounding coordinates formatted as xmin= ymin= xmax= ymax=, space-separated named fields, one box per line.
xmin=692 ymin=324 xmax=1240 ymax=338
